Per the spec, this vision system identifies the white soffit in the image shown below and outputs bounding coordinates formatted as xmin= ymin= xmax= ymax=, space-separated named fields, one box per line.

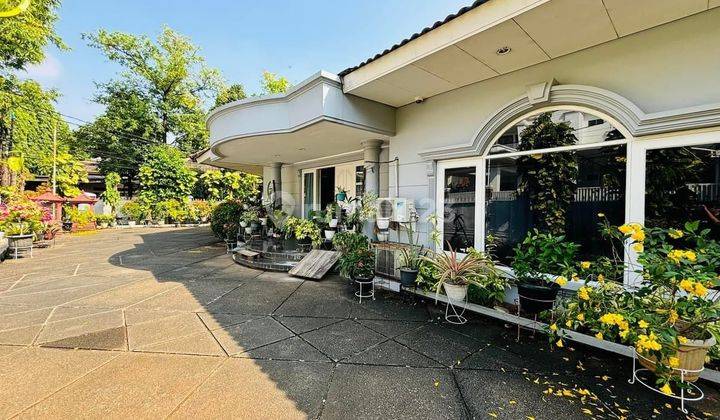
xmin=343 ymin=0 xmax=716 ymax=107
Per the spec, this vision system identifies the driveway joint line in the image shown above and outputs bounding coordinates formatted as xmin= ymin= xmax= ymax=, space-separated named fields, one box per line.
xmin=196 ymin=312 xmax=229 ymax=357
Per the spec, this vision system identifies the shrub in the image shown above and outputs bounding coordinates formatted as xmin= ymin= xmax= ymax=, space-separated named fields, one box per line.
xmin=332 ymin=231 xmax=371 ymax=277
xmin=283 ymin=216 xmax=321 ymax=247
xmin=210 ymin=200 xmax=244 ymax=239
xmin=512 ymin=229 xmax=579 ymax=285
xmin=63 ymin=206 xmax=96 ymax=225
xmin=121 ymin=199 xmax=151 ymax=222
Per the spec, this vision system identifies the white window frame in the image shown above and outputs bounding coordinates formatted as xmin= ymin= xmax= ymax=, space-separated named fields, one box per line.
xmin=300 ymin=160 xmax=364 ymax=218
xmin=436 ymin=105 xmax=646 ymax=283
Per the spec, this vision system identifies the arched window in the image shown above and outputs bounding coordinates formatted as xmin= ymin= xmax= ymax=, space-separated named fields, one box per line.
xmin=436 ymin=107 xmax=631 ymax=267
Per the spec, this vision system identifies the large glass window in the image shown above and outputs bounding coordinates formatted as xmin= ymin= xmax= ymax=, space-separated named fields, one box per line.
xmin=442 ymin=166 xmax=476 ymax=253
xmin=484 ymin=110 xmax=627 ymax=264
xmin=302 ymin=172 xmax=314 ymax=217
xmin=645 ymin=143 xmax=720 ymax=239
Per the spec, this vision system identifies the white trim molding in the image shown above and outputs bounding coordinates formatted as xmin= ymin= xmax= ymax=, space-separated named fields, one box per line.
xmin=418 ymin=84 xmax=720 ymax=161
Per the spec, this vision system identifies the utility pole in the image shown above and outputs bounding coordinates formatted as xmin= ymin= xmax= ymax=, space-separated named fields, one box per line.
xmin=52 ymin=119 xmax=57 ymax=195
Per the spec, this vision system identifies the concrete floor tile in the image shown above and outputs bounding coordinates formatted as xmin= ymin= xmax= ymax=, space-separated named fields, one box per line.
xmin=138 ymin=331 xmax=225 ymax=356
xmin=18 ymin=352 xmax=221 ymax=419
xmin=301 ymin=320 xmax=385 ymax=362
xmin=127 ymin=313 xmax=206 ymax=350
xmin=0 ymin=347 xmax=119 ymax=418
xmin=240 ymin=336 xmax=332 ymax=362
xmin=212 ymin=317 xmax=294 ymax=355
xmin=276 ymin=316 xmax=343 ymax=335
xmin=35 ymin=309 xmax=124 ymax=345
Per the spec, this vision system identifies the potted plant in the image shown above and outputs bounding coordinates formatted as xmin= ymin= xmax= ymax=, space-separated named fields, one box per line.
xmin=335 ymin=187 xmax=348 ymax=202
xmin=333 ymin=231 xmax=371 ymax=278
xmin=0 ymin=198 xmax=43 ymax=249
xmin=398 ymin=215 xmax=424 ymax=286
xmin=511 ymin=230 xmax=578 ymax=314
xmin=284 ymin=216 xmax=322 ymax=248
xmin=95 ymin=214 xmax=115 ymax=228
xmin=351 ymin=247 xmax=376 ymax=295
xmin=421 ymin=245 xmax=497 ymax=302
xmin=549 ymin=221 xmax=720 ymax=393
xmin=324 ymin=203 xmax=339 ymax=228
xmin=240 ymin=210 xmax=258 ymax=233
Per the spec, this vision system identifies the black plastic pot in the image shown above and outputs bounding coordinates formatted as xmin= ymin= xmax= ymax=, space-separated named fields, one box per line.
xmin=352 ymin=273 xmax=374 ymax=294
xmin=517 ymin=282 xmax=560 ymax=314
xmin=399 ymin=268 xmax=418 ymax=287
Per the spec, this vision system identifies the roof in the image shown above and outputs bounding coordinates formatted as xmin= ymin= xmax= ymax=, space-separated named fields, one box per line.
xmin=30 ymin=192 xmax=64 ymax=202
xmin=338 ymin=0 xmax=490 ymax=77
xmin=67 ymin=192 xmax=98 ymax=204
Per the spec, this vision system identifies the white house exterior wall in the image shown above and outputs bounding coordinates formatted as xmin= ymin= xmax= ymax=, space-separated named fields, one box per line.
xmin=386 ymin=9 xmax=720 ymax=245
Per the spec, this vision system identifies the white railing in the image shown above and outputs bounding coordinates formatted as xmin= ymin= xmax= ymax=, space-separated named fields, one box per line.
xmin=688 ymin=183 xmax=720 ymax=202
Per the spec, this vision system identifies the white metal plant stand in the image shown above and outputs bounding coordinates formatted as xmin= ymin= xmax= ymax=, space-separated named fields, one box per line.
xmin=628 ymin=349 xmax=704 ymax=414
xmin=514 ymin=295 xmax=555 ymax=342
xmin=445 ymin=293 xmax=468 ymax=325
xmin=354 ymin=278 xmax=375 ymax=303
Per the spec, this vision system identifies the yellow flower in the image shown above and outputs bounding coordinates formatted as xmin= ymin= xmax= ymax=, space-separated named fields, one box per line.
xmin=631 ymin=230 xmax=645 ymax=242
xmin=636 ymin=333 xmax=662 ymax=352
xmin=685 ymin=250 xmax=697 ymax=262
xmin=679 ymin=278 xmax=695 ymax=293
xmin=632 ymin=243 xmax=644 ymax=253
xmin=668 ymin=357 xmax=680 ymax=368
xmin=578 ymin=287 xmax=590 ymax=301
xmin=565 ymin=320 xmax=573 ymax=328
xmin=597 ymin=213 xmax=605 ymax=218
xmin=572 ymin=273 xmax=579 ymax=281
xmin=580 ymin=261 xmax=591 ymax=270
xmin=556 ymin=339 xmax=564 ymax=348
xmin=693 ymin=282 xmax=708 ymax=297
xmin=668 ymin=310 xmax=678 ymax=324
xmin=618 ymin=224 xmax=633 ymax=235
xmin=678 ymin=336 xmax=688 ymax=344
xmin=550 ymin=323 xmax=558 ymax=331
xmin=668 ymin=229 xmax=684 ymax=239
xmin=659 ymin=383 xmax=674 ymax=396
xmin=576 ymin=313 xmax=585 ymax=321
xmin=597 ymin=274 xmax=605 ymax=283
xmin=638 ymin=320 xmax=649 ymax=329
xmin=595 ymin=332 xmax=604 ymax=341
xmin=619 ymin=329 xmax=630 ymax=339
xmin=555 ymin=276 xmax=567 ymax=286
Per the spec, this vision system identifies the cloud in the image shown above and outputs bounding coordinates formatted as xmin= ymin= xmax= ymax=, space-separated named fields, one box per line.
xmin=23 ymin=53 xmax=63 ymax=81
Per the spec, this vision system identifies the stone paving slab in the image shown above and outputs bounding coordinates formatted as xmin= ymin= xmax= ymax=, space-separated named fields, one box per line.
xmin=301 ymin=320 xmax=386 ymax=362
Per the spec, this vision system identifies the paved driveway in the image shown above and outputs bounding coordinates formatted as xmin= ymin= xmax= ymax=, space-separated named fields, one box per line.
xmin=0 ymin=227 xmax=718 ymax=419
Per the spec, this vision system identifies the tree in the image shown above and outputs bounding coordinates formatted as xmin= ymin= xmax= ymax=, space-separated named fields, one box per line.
xmin=74 ymin=83 xmax=159 ymax=197
xmin=260 ymin=71 xmax=290 ymax=95
xmin=214 ymin=83 xmax=246 ymax=108
xmin=199 ymin=169 xmax=260 ymax=201
xmin=138 ymin=144 xmax=196 ymax=201
xmin=37 ymin=150 xmax=87 ymax=197
xmin=0 ymin=0 xmax=64 ymax=72
xmin=84 ymin=26 xmax=223 ymax=153
xmin=101 ymin=172 xmax=121 ymax=213
xmin=0 ymin=77 xmax=74 ymax=187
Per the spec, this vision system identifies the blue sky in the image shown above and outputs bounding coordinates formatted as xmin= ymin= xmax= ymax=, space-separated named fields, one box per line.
xmin=23 ymin=0 xmax=471 ymax=122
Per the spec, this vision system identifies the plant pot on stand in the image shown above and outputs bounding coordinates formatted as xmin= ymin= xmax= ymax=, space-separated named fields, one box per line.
xmin=517 ymin=282 xmax=560 ymax=315
xmin=399 ymin=268 xmax=418 ymax=287
xmin=443 ymin=283 xmax=468 ymax=324
xmin=352 ymin=273 xmax=374 ymax=302
xmin=324 ymin=229 xmax=335 ymax=240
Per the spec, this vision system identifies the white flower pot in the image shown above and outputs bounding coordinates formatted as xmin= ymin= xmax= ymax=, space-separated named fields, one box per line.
xmin=324 ymin=230 xmax=335 ymax=240
xmin=376 ymin=218 xmax=390 ymax=230
xmin=244 ymin=227 xmax=252 ymax=234
xmin=259 ymin=218 xmax=267 ymax=226
xmin=329 ymin=219 xmax=338 ymax=228
xmin=443 ymin=283 xmax=468 ymax=302
xmin=239 ymin=221 xmax=248 ymax=227
xmin=128 ymin=221 xmax=136 ymax=227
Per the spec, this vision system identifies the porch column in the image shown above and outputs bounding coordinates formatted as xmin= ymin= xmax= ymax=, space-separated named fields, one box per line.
xmin=263 ymin=162 xmax=283 ymax=208
xmin=362 ymin=140 xmax=383 ymax=196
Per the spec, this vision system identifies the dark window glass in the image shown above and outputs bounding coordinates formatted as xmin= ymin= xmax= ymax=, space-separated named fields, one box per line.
xmin=485 ymin=145 xmax=626 ymax=264
xmin=645 ymin=143 xmax=720 ymax=239
xmin=443 ymin=166 xmax=476 ymax=253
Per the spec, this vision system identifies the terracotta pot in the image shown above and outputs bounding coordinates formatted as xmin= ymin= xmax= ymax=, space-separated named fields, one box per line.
xmin=443 ymin=283 xmax=468 ymax=301
xmin=639 ymin=334 xmax=716 ymax=382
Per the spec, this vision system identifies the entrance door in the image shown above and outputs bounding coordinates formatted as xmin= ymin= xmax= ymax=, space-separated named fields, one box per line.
xmin=302 ymin=172 xmax=315 ymax=218
xmin=319 ymin=167 xmax=335 ymax=210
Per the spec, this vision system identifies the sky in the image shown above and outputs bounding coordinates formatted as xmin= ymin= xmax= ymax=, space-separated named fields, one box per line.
xmin=22 ymin=0 xmax=472 ymax=122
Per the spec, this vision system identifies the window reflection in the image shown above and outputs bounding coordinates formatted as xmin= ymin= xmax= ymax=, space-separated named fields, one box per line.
xmin=443 ymin=167 xmax=475 ymax=253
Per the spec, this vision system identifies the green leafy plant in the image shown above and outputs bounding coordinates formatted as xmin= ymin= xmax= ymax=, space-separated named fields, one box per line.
xmin=63 ymin=206 xmax=96 ymax=225
xmin=101 ymin=172 xmax=122 ymax=213
xmin=121 ymin=198 xmax=151 ymax=222
xmin=284 ymin=216 xmax=321 ymax=247
xmin=512 ymin=229 xmax=579 ymax=286
xmin=350 ymin=248 xmax=375 ymax=279
xmin=95 ymin=214 xmax=116 ymax=225
xmin=240 ymin=209 xmax=259 ymax=224
xmin=332 ymin=231 xmax=371 ymax=277
xmin=421 ymin=246 xmax=499 ymax=295
xmin=210 ymin=200 xmax=243 ymax=239
xmin=516 ymin=112 xmax=578 ymax=235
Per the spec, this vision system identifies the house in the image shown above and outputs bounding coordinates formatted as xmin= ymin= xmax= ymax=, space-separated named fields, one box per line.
xmin=199 ymin=0 xmax=720 ymax=285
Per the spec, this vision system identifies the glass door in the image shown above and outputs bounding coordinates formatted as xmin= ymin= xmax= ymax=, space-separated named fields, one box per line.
xmin=302 ymin=171 xmax=316 ymax=218
xmin=436 ymin=160 xmax=482 ymax=253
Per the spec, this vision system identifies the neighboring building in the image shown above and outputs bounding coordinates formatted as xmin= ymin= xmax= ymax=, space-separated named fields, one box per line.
xmin=200 ymin=0 xmax=720 ymax=285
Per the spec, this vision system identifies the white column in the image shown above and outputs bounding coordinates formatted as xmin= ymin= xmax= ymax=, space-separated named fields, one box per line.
xmin=362 ymin=140 xmax=382 ymax=196
xmin=263 ymin=162 xmax=283 ymax=209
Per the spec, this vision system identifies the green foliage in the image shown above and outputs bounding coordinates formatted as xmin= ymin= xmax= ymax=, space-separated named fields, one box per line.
xmin=0 ymin=0 xmax=65 ymax=72
xmin=240 ymin=209 xmax=258 ymax=224
xmin=83 ymin=26 xmax=223 ymax=153
xmin=332 ymin=231 xmax=370 ymax=277
xmin=283 ymin=216 xmax=321 ymax=247
xmin=214 ymin=83 xmax=246 ymax=108
xmin=138 ymin=145 xmax=196 ymax=201
xmin=101 ymin=172 xmax=121 ymax=212
xmin=0 ymin=194 xmax=43 ymax=235
xmin=121 ymin=198 xmax=151 ymax=222
xmin=512 ymin=229 xmax=579 ymax=284
xmin=260 ymin=71 xmax=290 ymax=95
xmin=63 ymin=206 xmax=95 ymax=225
xmin=421 ymin=246 xmax=499 ymax=290
xmin=74 ymin=83 xmax=158 ymax=195
xmin=95 ymin=213 xmax=116 ymax=225
xmin=210 ymin=199 xmax=243 ymax=239
xmin=37 ymin=150 xmax=88 ymax=197
xmin=199 ymin=169 xmax=260 ymax=201
xmin=517 ymin=113 xmax=578 ymax=235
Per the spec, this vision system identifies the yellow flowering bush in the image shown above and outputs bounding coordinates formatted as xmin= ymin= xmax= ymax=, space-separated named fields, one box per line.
xmin=549 ymin=221 xmax=720 ymax=390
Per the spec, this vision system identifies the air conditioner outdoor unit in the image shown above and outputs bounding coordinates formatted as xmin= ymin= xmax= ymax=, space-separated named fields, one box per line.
xmin=376 ymin=198 xmax=415 ymax=222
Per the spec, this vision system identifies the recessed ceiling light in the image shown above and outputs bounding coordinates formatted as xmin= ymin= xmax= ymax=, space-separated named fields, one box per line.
xmin=496 ymin=46 xmax=511 ymax=55
xmin=298 ymin=148 xmax=306 ymax=151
